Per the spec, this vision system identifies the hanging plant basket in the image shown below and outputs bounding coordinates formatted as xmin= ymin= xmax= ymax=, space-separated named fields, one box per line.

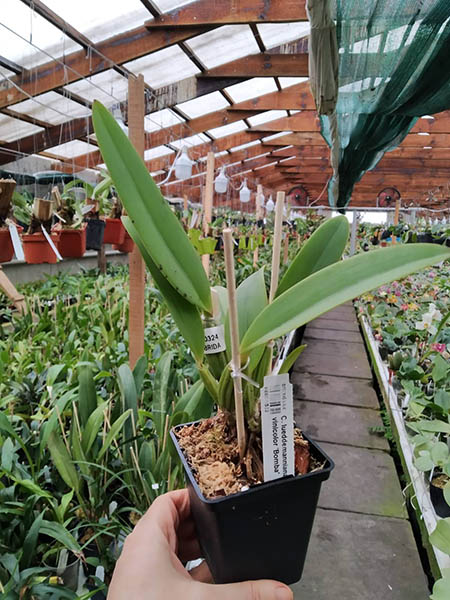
xmin=22 ymin=232 xmax=60 ymax=264
xmin=103 ymin=217 xmax=125 ymax=245
xmin=0 ymin=227 xmax=14 ymax=263
xmin=57 ymin=226 xmax=86 ymax=258
xmin=113 ymin=231 xmax=134 ymax=253
xmin=86 ymin=219 xmax=106 ymax=251
xmin=171 ymin=422 xmax=334 ymax=585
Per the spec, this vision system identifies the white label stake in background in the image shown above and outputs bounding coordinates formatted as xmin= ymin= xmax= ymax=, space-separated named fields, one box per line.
xmin=8 ymin=222 xmax=24 ymax=261
xmin=261 ymin=373 xmax=294 ymax=482
xmin=41 ymin=225 xmax=62 ymax=261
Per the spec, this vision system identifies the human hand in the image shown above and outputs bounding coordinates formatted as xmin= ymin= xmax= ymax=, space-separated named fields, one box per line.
xmin=108 ymin=489 xmax=293 ymax=600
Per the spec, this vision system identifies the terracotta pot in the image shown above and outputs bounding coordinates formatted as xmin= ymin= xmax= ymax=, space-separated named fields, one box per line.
xmin=22 ymin=232 xmax=60 ymax=264
xmin=113 ymin=231 xmax=134 ymax=253
xmin=57 ymin=227 xmax=86 ymax=258
xmin=0 ymin=227 xmax=14 ymax=263
xmin=103 ymin=218 xmax=125 ymax=245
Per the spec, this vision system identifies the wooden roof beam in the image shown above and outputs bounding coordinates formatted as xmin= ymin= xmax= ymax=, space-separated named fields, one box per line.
xmin=201 ymin=53 xmax=308 ymax=79
xmin=0 ymin=25 xmax=209 ymax=108
xmin=145 ymin=0 xmax=307 ymax=27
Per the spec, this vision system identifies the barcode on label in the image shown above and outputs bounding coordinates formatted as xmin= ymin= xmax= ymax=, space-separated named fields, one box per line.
xmin=261 ymin=374 xmax=294 ymax=482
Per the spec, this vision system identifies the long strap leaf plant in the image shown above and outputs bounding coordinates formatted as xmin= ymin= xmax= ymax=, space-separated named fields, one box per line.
xmin=92 ymin=100 xmax=450 ymax=473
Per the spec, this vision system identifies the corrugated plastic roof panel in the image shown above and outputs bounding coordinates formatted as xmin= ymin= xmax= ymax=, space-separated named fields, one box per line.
xmin=207 ymin=120 xmax=247 ymax=139
xmin=144 ymin=109 xmax=185 ymax=133
xmin=41 ymin=0 xmax=149 ymax=44
xmin=0 ymin=114 xmax=43 ymax=142
xmin=124 ymin=46 xmax=200 ymax=88
xmin=185 ymin=26 xmax=259 ymax=69
xmin=11 ymin=92 xmax=90 ymax=125
xmin=257 ymin=23 xmax=310 ymax=49
xmin=63 ymin=70 xmax=128 ymax=104
xmin=176 ymin=92 xmax=230 ymax=119
xmin=2 ymin=0 xmax=82 ymax=69
xmin=225 ymin=78 xmax=278 ymax=102
xmin=46 ymin=139 xmax=95 ymax=158
xmin=247 ymin=111 xmax=288 ymax=126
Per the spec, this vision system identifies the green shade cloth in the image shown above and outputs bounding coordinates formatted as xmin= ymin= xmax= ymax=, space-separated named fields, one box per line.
xmin=313 ymin=0 xmax=450 ymax=207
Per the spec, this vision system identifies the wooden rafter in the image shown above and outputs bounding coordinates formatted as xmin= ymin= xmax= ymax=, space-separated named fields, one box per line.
xmin=145 ymin=0 xmax=307 ymax=27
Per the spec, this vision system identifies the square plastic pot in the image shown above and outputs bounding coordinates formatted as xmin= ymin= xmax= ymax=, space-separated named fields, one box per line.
xmin=57 ymin=227 xmax=86 ymax=258
xmin=171 ymin=423 xmax=334 ymax=585
xmin=113 ymin=231 xmax=134 ymax=253
xmin=86 ymin=219 xmax=105 ymax=251
xmin=0 ymin=228 xmax=14 ymax=263
xmin=22 ymin=232 xmax=60 ymax=264
xmin=103 ymin=218 xmax=125 ymax=245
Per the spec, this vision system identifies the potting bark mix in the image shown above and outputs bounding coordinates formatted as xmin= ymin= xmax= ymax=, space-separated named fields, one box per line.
xmin=175 ymin=411 xmax=324 ymax=499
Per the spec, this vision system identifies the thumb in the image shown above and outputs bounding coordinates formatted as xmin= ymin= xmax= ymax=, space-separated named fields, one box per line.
xmin=197 ymin=579 xmax=293 ymax=600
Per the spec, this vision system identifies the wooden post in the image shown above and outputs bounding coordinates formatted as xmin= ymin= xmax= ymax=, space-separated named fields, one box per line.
xmin=201 ymin=152 xmax=215 ymax=277
xmin=0 ymin=266 xmax=26 ymax=314
xmin=269 ymin=191 xmax=285 ymax=303
xmin=128 ymin=74 xmax=146 ymax=369
xmin=253 ymin=184 xmax=264 ymax=268
xmin=97 ymin=245 xmax=106 ymax=274
xmin=223 ymin=228 xmax=246 ymax=459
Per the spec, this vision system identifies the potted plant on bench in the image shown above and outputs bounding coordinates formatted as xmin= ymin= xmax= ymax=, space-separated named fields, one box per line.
xmin=52 ymin=182 xmax=87 ymax=258
xmin=21 ymin=197 xmax=60 ymax=264
xmin=92 ymin=100 xmax=450 ymax=585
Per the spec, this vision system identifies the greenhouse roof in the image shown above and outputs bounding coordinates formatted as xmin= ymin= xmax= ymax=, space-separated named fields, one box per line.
xmin=0 ymin=0 xmax=449 ymax=208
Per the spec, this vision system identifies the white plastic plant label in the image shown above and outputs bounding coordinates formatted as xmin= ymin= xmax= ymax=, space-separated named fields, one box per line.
xmin=261 ymin=373 xmax=294 ymax=482
xmin=204 ymin=325 xmax=226 ymax=354
xmin=8 ymin=222 xmax=24 ymax=261
xmin=41 ymin=225 xmax=62 ymax=261
xmin=82 ymin=204 xmax=94 ymax=215
xmin=189 ymin=211 xmax=198 ymax=229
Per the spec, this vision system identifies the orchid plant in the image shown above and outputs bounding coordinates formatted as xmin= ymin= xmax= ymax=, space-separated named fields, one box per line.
xmin=92 ymin=100 xmax=450 ymax=444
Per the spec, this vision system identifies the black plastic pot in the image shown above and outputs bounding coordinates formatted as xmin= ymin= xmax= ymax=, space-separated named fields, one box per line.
xmin=430 ymin=479 xmax=450 ymax=518
xmin=171 ymin=424 xmax=334 ymax=585
xmin=86 ymin=219 xmax=105 ymax=250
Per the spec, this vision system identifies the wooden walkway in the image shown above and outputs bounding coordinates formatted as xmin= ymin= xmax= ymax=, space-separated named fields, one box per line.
xmin=291 ymin=304 xmax=429 ymax=600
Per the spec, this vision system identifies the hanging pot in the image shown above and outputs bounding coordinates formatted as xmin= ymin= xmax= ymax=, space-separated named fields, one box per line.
xmin=113 ymin=231 xmax=134 ymax=253
xmin=0 ymin=227 xmax=14 ymax=263
xmin=171 ymin=424 xmax=334 ymax=585
xmin=22 ymin=232 xmax=60 ymax=264
xmin=57 ymin=227 xmax=86 ymax=258
xmin=103 ymin=218 xmax=125 ymax=245
xmin=86 ymin=219 xmax=106 ymax=251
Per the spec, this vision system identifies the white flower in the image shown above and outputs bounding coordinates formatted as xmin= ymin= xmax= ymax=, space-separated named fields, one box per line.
xmin=428 ymin=303 xmax=443 ymax=321
xmin=415 ymin=312 xmax=437 ymax=335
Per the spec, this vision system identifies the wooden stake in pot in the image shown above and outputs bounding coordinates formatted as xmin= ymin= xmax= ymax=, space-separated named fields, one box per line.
xmin=392 ymin=198 xmax=401 ymax=245
xmin=33 ymin=198 xmax=53 ymax=222
xmin=223 ymin=228 xmax=246 ymax=459
xmin=253 ymin=184 xmax=264 ymax=268
xmin=269 ymin=191 xmax=285 ymax=303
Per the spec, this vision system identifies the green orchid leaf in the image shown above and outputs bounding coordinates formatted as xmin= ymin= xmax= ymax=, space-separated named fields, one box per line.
xmin=77 ymin=366 xmax=97 ymax=428
xmin=92 ymin=101 xmax=211 ymax=312
xmin=97 ymin=409 xmax=132 ymax=461
xmin=431 ymin=575 xmax=450 ymax=600
xmin=123 ymin=217 xmax=204 ymax=362
xmin=21 ymin=512 xmax=44 ymax=569
xmin=241 ymin=244 xmax=450 ymax=353
xmin=40 ymin=520 xmax=81 ymax=554
xmin=225 ymin=268 xmax=267 ymax=371
xmin=277 ymin=215 xmax=349 ymax=296
xmin=430 ymin=518 xmax=450 ymax=555
xmin=81 ymin=401 xmax=108 ymax=455
xmin=278 ymin=344 xmax=307 ymax=374
xmin=47 ymin=431 xmax=79 ymax=492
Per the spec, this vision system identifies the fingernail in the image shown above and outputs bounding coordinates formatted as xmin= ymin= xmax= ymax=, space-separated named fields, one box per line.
xmin=275 ymin=586 xmax=292 ymax=600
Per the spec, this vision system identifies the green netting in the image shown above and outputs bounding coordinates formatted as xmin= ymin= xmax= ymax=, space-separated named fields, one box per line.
xmin=315 ymin=0 xmax=450 ymax=208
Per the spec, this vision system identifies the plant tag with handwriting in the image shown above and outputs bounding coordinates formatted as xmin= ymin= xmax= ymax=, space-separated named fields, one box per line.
xmin=261 ymin=373 xmax=294 ymax=482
